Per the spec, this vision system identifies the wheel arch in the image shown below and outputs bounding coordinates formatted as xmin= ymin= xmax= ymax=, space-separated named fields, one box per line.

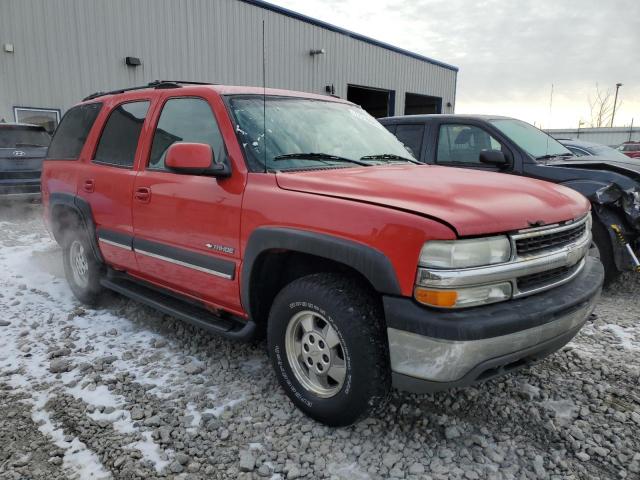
xmin=49 ymin=192 xmax=103 ymax=263
xmin=241 ymin=227 xmax=401 ymax=326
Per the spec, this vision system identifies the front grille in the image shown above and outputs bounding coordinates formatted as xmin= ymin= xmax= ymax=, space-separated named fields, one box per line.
xmin=515 ymin=221 xmax=587 ymax=257
xmin=0 ymin=171 xmax=41 ymax=180
xmin=517 ymin=264 xmax=579 ymax=292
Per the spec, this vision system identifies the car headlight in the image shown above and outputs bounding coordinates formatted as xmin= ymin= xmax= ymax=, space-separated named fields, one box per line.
xmin=414 ymin=282 xmax=513 ymax=308
xmin=418 ymin=236 xmax=511 ymax=269
xmin=415 ymin=236 xmax=513 ymax=308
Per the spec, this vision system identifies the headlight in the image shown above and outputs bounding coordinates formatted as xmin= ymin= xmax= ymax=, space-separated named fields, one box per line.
xmin=414 ymin=282 xmax=512 ymax=308
xmin=419 ymin=236 xmax=511 ymax=269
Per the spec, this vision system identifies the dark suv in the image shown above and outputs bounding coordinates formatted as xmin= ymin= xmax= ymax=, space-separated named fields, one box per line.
xmin=0 ymin=123 xmax=51 ymax=199
xmin=380 ymin=115 xmax=640 ymax=284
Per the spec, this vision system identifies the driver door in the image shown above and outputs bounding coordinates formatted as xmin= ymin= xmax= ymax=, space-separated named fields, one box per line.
xmin=435 ymin=123 xmax=509 ymax=171
xmin=131 ymin=94 xmax=244 ymax=314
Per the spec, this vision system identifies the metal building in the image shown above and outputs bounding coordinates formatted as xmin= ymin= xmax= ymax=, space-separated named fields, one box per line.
xmin=547 ymin=126 xmax=640 ymax=147
xmin=0 ymin=0 xmax=458 ymax=132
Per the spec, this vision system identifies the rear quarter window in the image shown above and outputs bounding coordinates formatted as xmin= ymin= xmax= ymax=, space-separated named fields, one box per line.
xmin=46 ymin=103 xmax=102 ymax=159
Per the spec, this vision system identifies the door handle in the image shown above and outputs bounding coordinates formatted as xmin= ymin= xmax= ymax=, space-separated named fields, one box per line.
xmin=82 ymin=179 xmax=95 ymax=193
xmin=134 ymin=187 xmax=151 ymax=203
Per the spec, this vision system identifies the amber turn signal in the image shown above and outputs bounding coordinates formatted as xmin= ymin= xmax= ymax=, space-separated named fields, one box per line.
xmin=414 ymin=287 xmax=458 ymax=307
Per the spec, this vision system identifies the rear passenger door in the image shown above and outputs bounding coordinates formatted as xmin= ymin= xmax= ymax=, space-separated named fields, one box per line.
xmin=131 ymin=95 xmax=244 ymax=314
xmin=78 ymin=100 xmax=151 ymax=271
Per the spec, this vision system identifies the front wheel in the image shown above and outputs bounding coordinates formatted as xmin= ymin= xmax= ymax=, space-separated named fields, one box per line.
xmin=267 ymin=273 xmax=391 ymax=426
xmin=62 ymin=229 xmax=104 ymax=305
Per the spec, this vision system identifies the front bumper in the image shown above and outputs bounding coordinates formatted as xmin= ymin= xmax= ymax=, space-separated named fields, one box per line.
xmin=386 ymin=256 xmax=604 ymax=393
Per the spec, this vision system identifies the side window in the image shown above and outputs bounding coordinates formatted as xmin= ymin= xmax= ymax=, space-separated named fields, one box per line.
xmin=148 ymin=97 xmax=225 ymax=170
xmin=395 ymin=124 xmax=424 ymax=159
xmin=383 ymin=124 xmax=397 ymax=134
xmin=46 ymin=103 xmax=102 ymax=159
xmin=94 ymin=101 xmax=149 ymax=168
xmin=436 ymin=124 xmax=503 ymax=165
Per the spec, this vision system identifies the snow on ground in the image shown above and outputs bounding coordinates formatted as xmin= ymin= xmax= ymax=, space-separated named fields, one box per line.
xmin=0 ymin=205 xmax=263 ymax=479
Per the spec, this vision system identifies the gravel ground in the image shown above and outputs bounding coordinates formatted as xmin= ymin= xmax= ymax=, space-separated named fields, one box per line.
xmin=0 ymin=201 xmax=639 ymax=480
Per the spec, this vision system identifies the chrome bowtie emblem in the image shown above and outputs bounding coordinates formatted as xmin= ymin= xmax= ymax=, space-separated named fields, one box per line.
xmin=12 ymin=150 xmax=26 ymax=157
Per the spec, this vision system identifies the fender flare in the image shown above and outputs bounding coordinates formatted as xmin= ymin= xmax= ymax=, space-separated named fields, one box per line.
xmin=48 ymin=192 xmax=103 ymax=263
xmin=241 ymin=227 xmax=402 ymax=314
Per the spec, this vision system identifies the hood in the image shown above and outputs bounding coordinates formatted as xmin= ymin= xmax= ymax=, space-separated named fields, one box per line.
xmin=548 ymin=156 xmax=640 ymax=180
xmin=276 ymin=165 xmax=589 ymax=236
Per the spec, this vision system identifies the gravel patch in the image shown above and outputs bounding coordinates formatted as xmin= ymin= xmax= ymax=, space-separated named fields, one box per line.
xmin=0 ymin=202 xmax=639 ymax=479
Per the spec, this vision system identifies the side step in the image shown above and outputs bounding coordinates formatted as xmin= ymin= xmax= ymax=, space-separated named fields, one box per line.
xmin=100 ymin=276 xmax=257 ymax=341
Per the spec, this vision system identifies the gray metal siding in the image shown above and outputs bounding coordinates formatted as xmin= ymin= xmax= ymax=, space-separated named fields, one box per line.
xmin=0 ymin=0 xmax=457 ymax=122
xmin=547 ymin=127 xmax=640 ymax=147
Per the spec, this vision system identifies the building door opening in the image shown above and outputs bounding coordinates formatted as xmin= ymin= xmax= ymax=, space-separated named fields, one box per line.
xmin=404 ymin=93 xmax=442 ymax=115
xmin=347 ymin=85 xmax=394 ymax=118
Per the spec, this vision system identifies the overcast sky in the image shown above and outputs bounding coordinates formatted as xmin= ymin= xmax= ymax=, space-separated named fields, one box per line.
xmin=272 ymin=0 xmax=639 ymax=129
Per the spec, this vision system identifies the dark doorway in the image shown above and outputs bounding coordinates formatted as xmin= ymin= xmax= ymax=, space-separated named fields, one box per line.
xmin=404 ymin=92 xmax=442 ymax=115
xmin=347 ymin=85 xmax=394 ymax=118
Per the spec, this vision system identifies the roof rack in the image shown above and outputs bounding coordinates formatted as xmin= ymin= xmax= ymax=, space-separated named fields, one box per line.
xmin=82 ymin=80 xmax=213 ymax=101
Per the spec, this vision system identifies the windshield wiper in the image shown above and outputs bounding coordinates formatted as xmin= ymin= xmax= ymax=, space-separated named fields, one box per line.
xmin=536 ymin=153 xmax=573 ymax=160
xmin=273 ymin=153 xmax=370 ymax=166
xmin=360 ymin=153 xmax=421 ymax=164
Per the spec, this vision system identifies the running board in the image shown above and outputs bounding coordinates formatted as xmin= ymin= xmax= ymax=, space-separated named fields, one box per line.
xmin=100 ymin=276 xmax=257 ymax=341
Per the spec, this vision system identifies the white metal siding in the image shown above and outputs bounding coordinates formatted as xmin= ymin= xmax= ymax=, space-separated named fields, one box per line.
xmin=0 ymin=0 xmax=457 ymax=121
xmin=547 ymin=128 xmax=640 ymax=147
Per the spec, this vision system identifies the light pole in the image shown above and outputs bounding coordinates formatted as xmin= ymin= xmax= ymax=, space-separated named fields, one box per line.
xmin=611 ymin=83 xmax=623 ymax=127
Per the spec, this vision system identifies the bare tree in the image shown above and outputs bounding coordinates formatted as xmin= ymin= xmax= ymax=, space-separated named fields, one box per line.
xmin=588 ymin=84 xmax=622 ymax=127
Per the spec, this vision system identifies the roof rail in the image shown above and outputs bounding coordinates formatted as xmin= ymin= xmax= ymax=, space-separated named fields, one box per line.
xmin=82 ymin=80 xmax=213 ymax=101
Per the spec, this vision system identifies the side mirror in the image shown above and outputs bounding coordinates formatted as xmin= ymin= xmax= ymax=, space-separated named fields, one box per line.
xmin=165 ymin=143 xmax=230 ymax=177
xmin=479 ymin=150 xmax=510 ymax=168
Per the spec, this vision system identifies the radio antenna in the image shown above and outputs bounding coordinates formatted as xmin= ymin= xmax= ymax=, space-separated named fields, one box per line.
xmin=262 ymin=19 xmax=267 ymax=173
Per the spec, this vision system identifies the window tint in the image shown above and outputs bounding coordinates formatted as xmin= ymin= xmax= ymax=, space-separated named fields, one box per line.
xmin=395 ymin=124 xmax=424 ymax=159
xmin=383 ymin=124 xmax=397 ymax=134
xmin=47 ymin=103 xmax=102 ymax=159
xmin=94 ymin=101 xmax=149 ymax=168
xmin=437 ymin=124 xmax=503 ymax=165
xmin=149 ymin=98 xmax=225 ymax=170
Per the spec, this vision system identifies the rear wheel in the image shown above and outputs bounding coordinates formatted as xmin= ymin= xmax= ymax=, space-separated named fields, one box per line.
xmin=62 ymin=229 xmax=104 ymax=305
xmin=267 ymin=273 xmax=391 ymax=426
xmin=591 ymin=219 xmax=621 ymax=286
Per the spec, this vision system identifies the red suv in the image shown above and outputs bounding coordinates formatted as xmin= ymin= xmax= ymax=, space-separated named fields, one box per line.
xmin=42 ymin=81 xmax=603 ymax=426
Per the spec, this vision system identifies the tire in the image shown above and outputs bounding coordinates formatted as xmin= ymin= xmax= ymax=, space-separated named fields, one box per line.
xmin=591 ymin=219 xmax=621 ymax=286
xmin=267 ymin=273 xmax=391 ymax=427
xmin=62 ymin=228 xmax=104 ymax=305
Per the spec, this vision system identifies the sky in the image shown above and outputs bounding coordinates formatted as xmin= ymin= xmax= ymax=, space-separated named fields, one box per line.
xmin=270 ymin=0 xmax=639 ymax=129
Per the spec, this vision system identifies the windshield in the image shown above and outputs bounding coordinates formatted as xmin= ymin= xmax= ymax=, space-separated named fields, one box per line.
xmin=0 ymin=127 xmax=51 ymax=148
xmin=228 ymin=96 xmax=415 ymax=171
xmin=589 ymin=144 xmax=630 ymax=160
xmin=489 ymin=119 xmax=571 ymax=159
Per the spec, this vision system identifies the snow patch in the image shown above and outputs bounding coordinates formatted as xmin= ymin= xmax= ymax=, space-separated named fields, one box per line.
xmin=603 ymin=324 xmax=639 ymax=350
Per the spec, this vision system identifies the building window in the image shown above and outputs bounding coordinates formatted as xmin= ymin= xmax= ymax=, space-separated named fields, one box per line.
xmin=13 ymin=107 xmax=61 ymax=134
